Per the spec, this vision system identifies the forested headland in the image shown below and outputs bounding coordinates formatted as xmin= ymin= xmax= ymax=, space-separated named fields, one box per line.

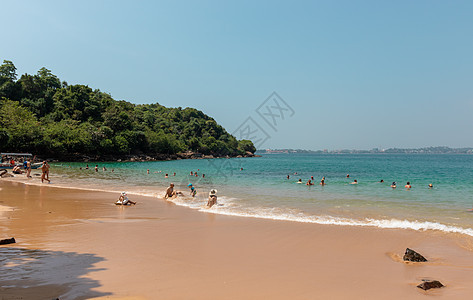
xmin=0 ymin=60 xmax=256 ymax=161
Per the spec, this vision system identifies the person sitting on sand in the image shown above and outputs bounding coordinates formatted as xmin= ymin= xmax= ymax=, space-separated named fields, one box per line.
xmin=350 ymin=179 xmax=358 ymax=184
xmin=207 ymin=189 xmax=218 ymax=208
xmin=116 ymin=192 xmax=136 ymax=205
xmin=188 ymin=183 xmax=197 ymax=197
xmin=12 ymin=165 xmax=23 ymax=174
xmin=405 ymin=182 xmax=411 ymax=189
xmin=306 ymin=180 xmax=314 ymax=186
xmin=164 ymin=183 xmax=182 ymax=199
xmin=391 ymin=182 xmax=396 ymax=188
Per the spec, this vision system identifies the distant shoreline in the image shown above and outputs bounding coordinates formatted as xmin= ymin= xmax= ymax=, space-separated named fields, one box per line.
xmin=258 ymin=146 xmax=473 ymax=155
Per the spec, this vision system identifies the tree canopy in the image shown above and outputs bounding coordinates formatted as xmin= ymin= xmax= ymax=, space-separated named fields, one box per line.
xmin=0 ymin=60 xmax=255 ymax=160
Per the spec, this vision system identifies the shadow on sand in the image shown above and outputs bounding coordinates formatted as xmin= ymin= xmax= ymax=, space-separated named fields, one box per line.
xmin=0 ymin=247 xmax=111 ymax=300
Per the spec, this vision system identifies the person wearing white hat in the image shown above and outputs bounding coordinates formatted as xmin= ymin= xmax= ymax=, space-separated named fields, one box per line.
xmin=207 ymin=189 xmax=218 ymax=208
xmin=116 ymin=191 xmax=136 ymax=205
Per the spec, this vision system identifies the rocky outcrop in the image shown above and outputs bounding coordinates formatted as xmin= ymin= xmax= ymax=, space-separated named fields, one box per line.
xmin=0 ymin=237 xmax=16 ymax=245
xmin=403 ymin=248 xmax=427 ymax=262
xmin=417 ymin=280 xmax=444 ymax=290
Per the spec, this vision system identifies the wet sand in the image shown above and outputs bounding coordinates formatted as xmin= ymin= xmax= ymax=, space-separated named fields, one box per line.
xmin=1 ymin=179 xmax=473 ymax=299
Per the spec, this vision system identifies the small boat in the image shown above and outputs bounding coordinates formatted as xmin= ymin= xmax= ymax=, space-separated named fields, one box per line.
xmin=0 ymin=153 xmax=41 ymax=169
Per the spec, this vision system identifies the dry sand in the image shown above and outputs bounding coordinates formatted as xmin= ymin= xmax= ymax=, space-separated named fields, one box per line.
xmin=1 ymin=179 xmax=473 ymax=299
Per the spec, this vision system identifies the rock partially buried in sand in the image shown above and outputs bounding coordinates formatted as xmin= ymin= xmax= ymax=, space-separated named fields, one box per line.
xmin=0 ymin=237 xmax=16 ymax=245
xmin=417 ymin=280 xmax=444 ymax=290
xmin=403 ymin=248 xmax=427 ymax=262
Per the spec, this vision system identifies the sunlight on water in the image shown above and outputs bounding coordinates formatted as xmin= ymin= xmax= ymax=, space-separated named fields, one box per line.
xmin=51 ymin=154 xmax=473 ymax=236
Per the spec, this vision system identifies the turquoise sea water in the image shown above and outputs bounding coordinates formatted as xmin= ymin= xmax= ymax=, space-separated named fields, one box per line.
xmin=52 ymin=154 xmax=473 ymax=236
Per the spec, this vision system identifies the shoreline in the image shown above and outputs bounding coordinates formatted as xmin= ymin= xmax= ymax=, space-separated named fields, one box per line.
xmin=2 ymin=172 xmax=473 ymax=239
xmin=22 ymin=151 xmax=260 ymax=164
xmin=1 ymin=180 xmax=473 ymax=299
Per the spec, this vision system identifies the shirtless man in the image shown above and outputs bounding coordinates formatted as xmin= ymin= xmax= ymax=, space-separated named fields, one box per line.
xmin=164 ymin=183 xmax=177 ymax=199
xmin=41 ymin=161 xmax=50 ymax=183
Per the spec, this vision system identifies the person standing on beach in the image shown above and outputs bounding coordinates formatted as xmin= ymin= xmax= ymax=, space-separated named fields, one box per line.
xmin=25 ymin=159 xmax=31 ymax=178
xmin=40 ymin=161 xmax=50 ymax=183
xmin=95 ymin=165 xmax=98 ymax=172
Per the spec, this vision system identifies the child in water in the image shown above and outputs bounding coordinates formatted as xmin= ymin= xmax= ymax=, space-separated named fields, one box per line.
xmin=188 ymin=184 xmax=197 ymax=197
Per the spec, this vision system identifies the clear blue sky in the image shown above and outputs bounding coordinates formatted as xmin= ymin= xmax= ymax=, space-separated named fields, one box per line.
xmin=3 ymin=0 xmax=473 ymax=150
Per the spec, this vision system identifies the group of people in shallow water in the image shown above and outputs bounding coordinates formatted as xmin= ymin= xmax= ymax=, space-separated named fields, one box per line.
xmin=164 ymin=182 xmax=218 ymax=208
xmin=290 ymin=174 xmax=434 ymax=189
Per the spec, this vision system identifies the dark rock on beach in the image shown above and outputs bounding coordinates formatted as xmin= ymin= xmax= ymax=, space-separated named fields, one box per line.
xmin=0 ymin=237 xmax=16 ymax=245
xmin=403 ymin=248 xmax=427 ymax=262
xmin=417 ymin=280 xmax=444 ymax=290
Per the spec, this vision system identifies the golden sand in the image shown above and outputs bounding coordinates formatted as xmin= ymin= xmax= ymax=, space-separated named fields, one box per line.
xmin=1 ymin=180 xmax=473 ymax=299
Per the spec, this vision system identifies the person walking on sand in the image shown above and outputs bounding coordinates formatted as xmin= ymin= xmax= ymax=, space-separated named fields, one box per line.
xmin=41 ymin=161 xmax=50 ymax=183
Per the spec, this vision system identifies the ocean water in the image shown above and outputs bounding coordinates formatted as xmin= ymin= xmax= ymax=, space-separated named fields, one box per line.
xmin=51 ymin=154 xmax=473 ymax=236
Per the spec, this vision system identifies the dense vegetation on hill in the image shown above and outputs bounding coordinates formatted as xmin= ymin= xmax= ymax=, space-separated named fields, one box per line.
xmin=0 ymin=60 xmax=255 ymax=160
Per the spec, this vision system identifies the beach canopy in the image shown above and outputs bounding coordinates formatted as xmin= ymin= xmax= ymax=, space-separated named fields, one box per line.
xmin=1 ymin=153 xmax=33 ymax=156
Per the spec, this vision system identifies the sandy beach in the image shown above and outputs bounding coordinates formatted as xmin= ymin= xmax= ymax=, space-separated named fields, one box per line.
xmin=1 ymin=178 xmax=473 ymax=299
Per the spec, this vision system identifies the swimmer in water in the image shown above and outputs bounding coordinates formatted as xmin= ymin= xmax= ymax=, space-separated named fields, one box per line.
xmin=287 ymin=175 xmax=290 ymax=179
xmin=428 ymin=183 xmax=433 ymax=188
xmin=380 ymin=179 xmax=384 ymax=183
xmin=391 ymin=182 xmax=396 ymax=188
xmin=306 ymin=180 xmax=314 ymax=186
xmin=346 ymin=174 xmax=350 ymax=178
xmin=297 ymin=179 xmax=302 ymax=183
xmin=350 ymin=179 xmax=358 ymax=184
xmin=405 ymin=182 xmax=411 ymax=189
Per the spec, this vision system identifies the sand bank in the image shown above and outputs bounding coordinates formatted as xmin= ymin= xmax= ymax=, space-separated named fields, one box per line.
xmin=1 ymin=180 xmax=473 ymax=299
